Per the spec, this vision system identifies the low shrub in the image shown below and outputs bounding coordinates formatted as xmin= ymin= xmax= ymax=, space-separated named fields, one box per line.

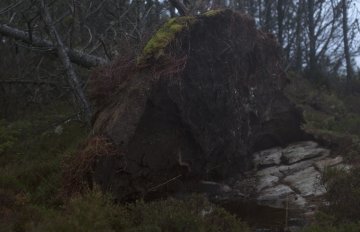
xmin=32 ymin=190 xmax=250 ymax=232
xmin=302 ymin=223 xmax=360 ymax=232
xmin=0 ymin=119 xmax=88 ymax=205
xmin=300 ymin=168 xmax=360 ymax=232
xmin=0 ymin=120 xmax=17 ymax=155
xmin=320 ymin=167 xmax=360 ymax=222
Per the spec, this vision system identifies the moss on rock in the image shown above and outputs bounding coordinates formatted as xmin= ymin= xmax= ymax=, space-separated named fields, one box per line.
xmin=139 ymin=10 xmax=235 ymax=64
xmin=202 ymin=9 xmax=226 ymax=17
xmin=139 ymin=16 xmax=195 ymax=63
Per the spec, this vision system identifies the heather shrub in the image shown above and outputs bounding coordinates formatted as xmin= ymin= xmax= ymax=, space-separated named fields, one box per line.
xmin=32 ymin=190 xmax=250 ymax=232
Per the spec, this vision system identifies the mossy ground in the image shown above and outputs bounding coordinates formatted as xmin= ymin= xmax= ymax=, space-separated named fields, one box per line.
xmin=0 ymin=102 xmax=89 ymax=231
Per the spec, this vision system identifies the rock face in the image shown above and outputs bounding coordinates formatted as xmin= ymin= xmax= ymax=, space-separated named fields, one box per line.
xmin=254 ymin=147 xmax=282 ymax=168
xmin=86 ymin=10 xmax=307 ymax=201
xmin=246 ymin=141 xmax=347 ymax=210
xmin=209 ymin=141 xmax=347 ymax=222
xmin=282 ymin=141 xmax=329 ymax=164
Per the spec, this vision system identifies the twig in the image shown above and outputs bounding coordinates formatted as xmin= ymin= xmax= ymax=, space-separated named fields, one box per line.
xmin=285 ymin=194 xmax=289 ymax=231
xmin=0 ymin=79 xmax=58 ymax=85
xmin=0 ymin=0 xmax=25 ymax=15
xmin=148 ymin=174 xmax=182 ymax=192
xmin=99 ymin=37 xmax=112 ymax=60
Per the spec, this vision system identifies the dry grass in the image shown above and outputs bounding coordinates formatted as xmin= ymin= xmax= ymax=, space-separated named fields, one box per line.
xmin=62 ymin=136 xmax=122 ymax=197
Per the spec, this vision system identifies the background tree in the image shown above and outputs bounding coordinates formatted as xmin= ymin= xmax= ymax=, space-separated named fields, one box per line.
xmin=341 ymin=0 xmax=354 ymax=81
xmin=0 ymin=0 xmax=359 ymax=122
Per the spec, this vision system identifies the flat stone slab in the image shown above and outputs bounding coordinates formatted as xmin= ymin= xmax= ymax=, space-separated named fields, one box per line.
xmin=278 ymin=160 xmax=315 ymax=176
xmin=257 ymin=175 xmax=279 ymax=192
xmin=282 ymin=141 xmax=330 ymax=164
xmin=257 ymin=166 xmax=284 ymax=178
xmin=283 ymin=167 xmax=326 ymax=197
xmin=254 ymin=147 xmax=282 ymax=168
xmin=257 ymin=184 xmax=294 ymax=208
xmin=315 ymin=156 xmax=343 ymax=171
xmin=285 ymin=141 xmax=319 ymax=150
xmin=247 ymin=141 xmax=350 ymax=211
xmin=279 ymin=153 xmax=328 ymax=176
xmin=257 ymin=184 xmax=306 ymax=208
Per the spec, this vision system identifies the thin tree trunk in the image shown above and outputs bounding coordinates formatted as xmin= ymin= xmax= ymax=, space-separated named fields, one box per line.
xmin=295 ymin=0 xmax=304 ymax=71
xmin=169 ymin=0 xmax=188 ymax=16
xmin=71 ymin=0 xmax=84 ymax=46
xmin=307 ymin=0 xmax=317 ymax=74
xmin=264 ymin=0 xmax=272 ymax=32
xmin=341 ymin=0 xmax=354 ymax=81
xmin=237 ymin=0 xmax=244 ymax=11
xmin=258 ymin=0 xmax=263 ymax=26
xmin=40 ymin=0 xmax=92 ymax=122
xmin=229 ymin=0 xmax=235 ymax=9
xmin=248 ymin=0 xmax=257 ymax=18
xmin=277 ymin=0 xmax=284 ymax=47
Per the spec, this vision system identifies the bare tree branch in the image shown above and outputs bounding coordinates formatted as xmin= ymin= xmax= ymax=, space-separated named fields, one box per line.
xmin=39 ymin=0 xmax=91 ymax=122
xmin=169 ymin=0 xmax=188 ymax=16
xmin=0 ymin=79 xmax=57 ymax=86
xmin=0 ymin=0 xmax=24 ymax=15
xmin=0 ymin=24 xmax=108 ymax=68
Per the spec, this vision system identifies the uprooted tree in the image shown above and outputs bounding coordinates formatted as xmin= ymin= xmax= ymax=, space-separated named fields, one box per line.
xmin=65 ymin=10 xmax=308 ymax=201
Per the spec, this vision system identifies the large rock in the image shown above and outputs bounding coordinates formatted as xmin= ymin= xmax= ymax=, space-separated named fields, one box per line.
xmin=86 ymin=10 xmax=307 ymax=201
xmin=282 ymin=141 xmax=329 ymax=164
xmin=257 ymin=166 xmax=284 ymax=178
xmin=254 ymin=147 xmax=282 ymax=168
xmin=283 ymin=167 xmax=326 ymax=197
xmin=251 ymin=141 xmax=337 ymax=210
xmin=279 ymin=158 xmax=324 ymax=176
xmin=257 ymin=185 xmax=306 ymax=208
xmin=257 ymin=175 xmax=279 ymax=192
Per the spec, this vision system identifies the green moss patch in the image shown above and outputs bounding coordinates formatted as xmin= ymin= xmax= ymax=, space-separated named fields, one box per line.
xmin=203 ymin=9 xmax=226 ymax=17
xmin=139 ymin=16 xmax=195 ymax=63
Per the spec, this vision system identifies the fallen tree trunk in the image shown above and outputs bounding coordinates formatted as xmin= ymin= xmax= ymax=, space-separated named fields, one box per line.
xmin=0 ymin=24 xmax=108 ymax=68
